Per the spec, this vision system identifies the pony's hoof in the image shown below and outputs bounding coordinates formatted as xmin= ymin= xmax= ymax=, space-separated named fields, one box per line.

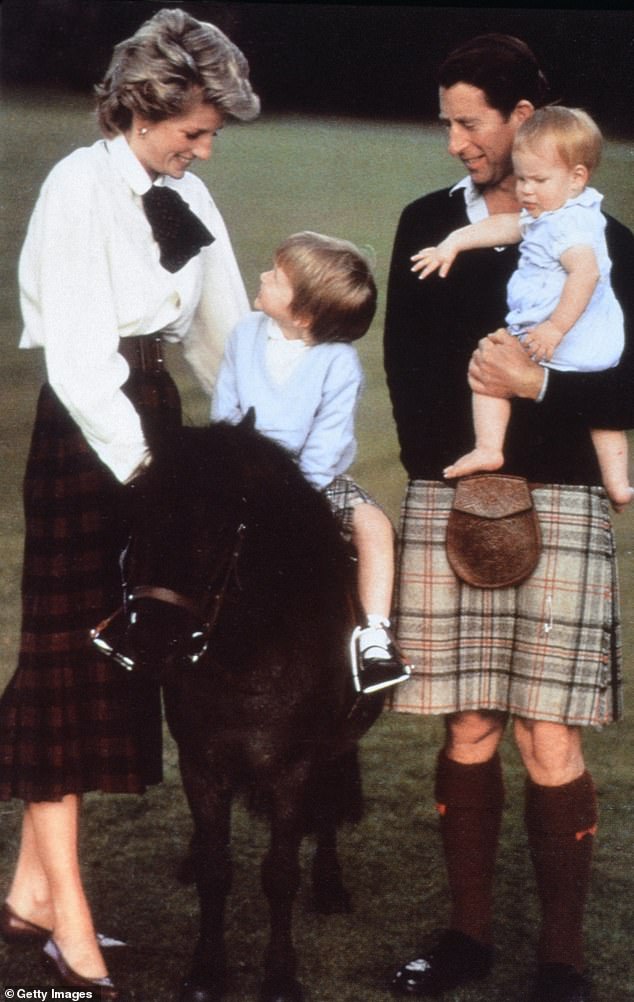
xmin=260 ymin=974 xmax=304 ymax=1002
xmin=179 ymin=977 xmax=224 ymax=1002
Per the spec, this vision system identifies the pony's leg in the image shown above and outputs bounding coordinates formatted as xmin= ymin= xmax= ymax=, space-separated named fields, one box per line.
xmin=308 ymin=746 xmax=365 ymax=913
xmin=178 ymin=762 xmax=233 ymax=1002
xmin=311 ymin=819 xmax=351 ymax=915
xmin=260 ymin=765 xmax=309 ymax=1002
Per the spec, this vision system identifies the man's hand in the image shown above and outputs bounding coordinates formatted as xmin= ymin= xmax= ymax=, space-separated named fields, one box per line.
xmin=468 ymin=328 xmax=546 ymax=400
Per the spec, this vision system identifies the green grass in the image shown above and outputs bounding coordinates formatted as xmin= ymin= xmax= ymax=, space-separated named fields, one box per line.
xmin=1 ymin=90 xmax=633 ymax=1001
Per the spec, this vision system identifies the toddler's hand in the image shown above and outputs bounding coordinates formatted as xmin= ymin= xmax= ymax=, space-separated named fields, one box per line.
xmin=521 ymin=321 xmax=565 ymax=363
xmin=411 ymin=238 xmax=459 ymax=280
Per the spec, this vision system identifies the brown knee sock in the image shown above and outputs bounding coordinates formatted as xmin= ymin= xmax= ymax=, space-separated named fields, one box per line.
xmin=434 ymin=750 xmax=504 ymax=945
xmin=525 ymin=771 xmax=597 ymax=971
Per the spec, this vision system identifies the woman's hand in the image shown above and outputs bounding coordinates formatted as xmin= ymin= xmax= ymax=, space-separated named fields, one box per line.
xmin=468 ymin=328 xmax=546 ymax=400
xmin=411 ymin=236 xmax=460 ymax=279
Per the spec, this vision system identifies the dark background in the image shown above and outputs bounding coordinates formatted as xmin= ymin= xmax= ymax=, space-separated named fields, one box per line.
xmin=3 ymin=2 xmax=634 ymax=134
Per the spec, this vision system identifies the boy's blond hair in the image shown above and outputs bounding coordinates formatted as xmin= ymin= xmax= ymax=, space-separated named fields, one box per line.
xmin=275 ymin=231 xmax=377 ymax=343
xmin=514 ymin=105 xmax=603 ymax=173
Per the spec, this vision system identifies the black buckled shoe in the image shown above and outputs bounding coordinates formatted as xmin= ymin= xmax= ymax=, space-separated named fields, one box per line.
xmin=530 ymin=964 xmax=591 ymax=1002
xmin=391 ymin=929 xmax=493 ymax=996
xmin=350 ymin=622 xmax=412 ymax=695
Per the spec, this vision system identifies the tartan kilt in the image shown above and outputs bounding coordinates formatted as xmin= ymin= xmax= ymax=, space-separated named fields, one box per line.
xmin=389 ymin=480 xmax=623 ymax=727
xmin=0 ymin=370 xmax=181 ymax=802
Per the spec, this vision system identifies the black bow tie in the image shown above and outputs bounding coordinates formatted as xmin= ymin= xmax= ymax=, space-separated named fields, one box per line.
xmin=142 ymin=185 xmax=214 ymax=273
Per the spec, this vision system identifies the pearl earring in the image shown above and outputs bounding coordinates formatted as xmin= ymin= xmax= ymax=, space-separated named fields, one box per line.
xmin=139 ymin=127 xmax=148 ymax=136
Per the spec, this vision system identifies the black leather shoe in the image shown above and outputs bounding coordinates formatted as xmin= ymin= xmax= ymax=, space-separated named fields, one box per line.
xmin=530 ymin=963 xmax=591 ymax=1002
xmin=43 ymin=938 xmax=131 ymax=1000
xmin=1 ymin=901 xmax=49 ymax=945
xmin=391 ymin=929 xmax=493 ymax=996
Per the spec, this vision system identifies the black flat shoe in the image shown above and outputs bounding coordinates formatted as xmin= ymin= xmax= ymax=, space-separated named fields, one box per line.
xmin=530 ymin=963 xmax=591 ymax=1002
xmin=1 ymin=901 xmax=50 ymax=945
xmin=391 ymin=929 xmax=493 ymax=996
xmin=43 ymin=938 xmax=131 ymax=1000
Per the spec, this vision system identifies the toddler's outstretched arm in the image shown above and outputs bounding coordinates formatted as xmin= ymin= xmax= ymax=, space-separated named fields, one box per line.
xmin=411 ymin=213 xmax=522 ymax=279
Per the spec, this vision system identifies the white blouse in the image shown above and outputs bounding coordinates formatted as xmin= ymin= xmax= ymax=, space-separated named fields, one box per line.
xmin=19 ymin=134 xmax=249 ymax=482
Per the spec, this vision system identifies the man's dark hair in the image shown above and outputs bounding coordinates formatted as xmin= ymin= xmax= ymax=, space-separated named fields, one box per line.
xmin=438 ymin=33 xmax=549 ymax=118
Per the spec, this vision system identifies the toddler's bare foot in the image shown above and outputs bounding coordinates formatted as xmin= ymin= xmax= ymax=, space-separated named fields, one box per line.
xmin=607 ymin=483 xmax=634 ymax=513
xmin=443 ymin=448 xmax=504 ymax=479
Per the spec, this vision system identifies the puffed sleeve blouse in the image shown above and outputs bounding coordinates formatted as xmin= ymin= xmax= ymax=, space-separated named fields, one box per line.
xmin=18 ymin=133 xmax=249 ymax=482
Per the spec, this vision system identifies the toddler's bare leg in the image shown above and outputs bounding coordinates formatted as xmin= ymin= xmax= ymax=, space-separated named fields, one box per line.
xmin=443 ymin=393 xmax=509 ymax=478
xmin=590 ymin=428 xmax=633 ymax=512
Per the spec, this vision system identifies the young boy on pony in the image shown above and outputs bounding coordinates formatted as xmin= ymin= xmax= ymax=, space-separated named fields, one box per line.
xmin=212 ymin=231 xmax=411 ymax=694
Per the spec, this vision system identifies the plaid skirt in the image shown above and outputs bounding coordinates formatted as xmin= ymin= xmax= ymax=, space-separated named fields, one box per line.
xmin=0 ymin=371 xmax=181 ymax=802
xmin=322 ymin=474 xmax=386 ymax=541
xmin=389 ymin=481 xmax=623 ymax=726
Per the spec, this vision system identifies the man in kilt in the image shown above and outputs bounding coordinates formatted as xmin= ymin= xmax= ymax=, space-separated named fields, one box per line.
xmin=384 ymin=33 xmax=634 ymax=1002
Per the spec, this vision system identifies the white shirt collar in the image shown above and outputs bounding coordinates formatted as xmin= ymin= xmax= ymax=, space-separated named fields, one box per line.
xmin=266 ymin=317 xmax=286 ymax=341
xmin=265 ymin=316 xmax=308 ymax=348
xmin=449 ymin=175 xmax=490 ymax=223
xmin=106 ymin=134 xmax=159 ymax=197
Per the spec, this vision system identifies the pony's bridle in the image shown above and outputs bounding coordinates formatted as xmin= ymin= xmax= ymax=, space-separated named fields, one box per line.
xmin=92 ymin=519 xmax=247 ymax=674
xmin=127 ymin=519 xmax=247 ymax=669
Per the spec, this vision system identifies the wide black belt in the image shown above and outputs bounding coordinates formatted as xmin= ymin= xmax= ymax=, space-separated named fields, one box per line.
xmin=119 ymin=335 xmax=164 ymax=374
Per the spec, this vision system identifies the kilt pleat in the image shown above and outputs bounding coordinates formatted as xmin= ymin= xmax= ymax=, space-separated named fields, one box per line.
xmin=389 ymin=480 xmax=622 ymax=726
xmin=0 ymin=370 xmax=181 ymax=802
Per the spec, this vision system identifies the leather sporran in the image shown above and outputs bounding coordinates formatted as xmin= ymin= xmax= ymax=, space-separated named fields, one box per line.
xmin=446 ymin=474 xmax=541 ymax=588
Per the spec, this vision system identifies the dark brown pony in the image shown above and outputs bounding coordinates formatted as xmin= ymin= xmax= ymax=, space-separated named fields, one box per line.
xmin=101 ymin=416 xmax=382 ymax=1002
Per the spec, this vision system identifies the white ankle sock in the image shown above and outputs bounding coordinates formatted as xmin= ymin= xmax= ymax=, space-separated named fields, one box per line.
xmin=366 ymin=614 xmax=390 ymax=629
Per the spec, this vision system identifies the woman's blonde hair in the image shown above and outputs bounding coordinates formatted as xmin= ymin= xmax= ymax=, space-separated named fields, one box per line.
xmin=275 ymin=232 xmax=377 ymax=344
xmin=514 ymin=105 xmax=603 ymax=173
xmin=95 ymin=8 xmax=259 ymax=136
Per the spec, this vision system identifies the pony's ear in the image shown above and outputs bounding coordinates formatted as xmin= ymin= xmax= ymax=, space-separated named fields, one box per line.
xmin=240 ymin=407 xmax=257 ymax=431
